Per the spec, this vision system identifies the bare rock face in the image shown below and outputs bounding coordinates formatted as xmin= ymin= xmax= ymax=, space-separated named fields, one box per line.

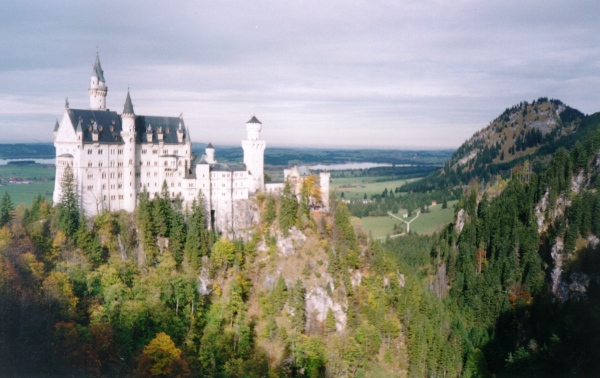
xmin=305 ymin=286 xmax=347 ymax=332
xmin=535 ymin=191 xmax=549 ymax=234
xmin=197 ymin=259 xmax=212 ymax=296
xmin=455 ymin=209 xmax=466 ymax=234
xmin=223 ymin=199 xmax=260 ymax=240
xmin=276 ymin=227 xmax=307 ymax=257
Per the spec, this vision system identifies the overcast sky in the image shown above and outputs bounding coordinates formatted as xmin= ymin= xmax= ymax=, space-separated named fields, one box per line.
xmin=1 ymin=1 xmax=599 ymax=149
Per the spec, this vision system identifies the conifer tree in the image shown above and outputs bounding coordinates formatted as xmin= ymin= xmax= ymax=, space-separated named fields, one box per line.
xmin=279 ymin=182 xmax=297 ymax=236
xmin=290 ymin=279 xmax=306 ymax=333
xmin=185 ymin=193 xmax=210 ymax=269
xmin=56 ymin=165 xmax=80 ymax=237
xmin=153 ymin=181 xmax=172 ymax=237
xmin=137 ymin=187 xmax=158 ymax=262
xmin=0 ymin=191 xmax=14 ymax=228
xmin=263 ymin=195 xmax=276 ymax=226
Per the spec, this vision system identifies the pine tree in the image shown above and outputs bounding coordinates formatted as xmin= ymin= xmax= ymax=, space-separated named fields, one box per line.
xmin=0 ymin=191 xmax=14 ymax=228
xmin=185 ymin=193 xmax=210 ymax=269
xmin=56 ymin=165 xmax=80 ymax=237
xmin=137 ymin=187 xmax=158 ymax=263
xmin=263 ymin=195 xmax=276 ymax=226
xmin=290 ymin=279 xmax=306 ymax=333
xmin=279 ymin=182 xmax=297 ymax=236
xmin=325 ymin=308 xmax=336 ymax=334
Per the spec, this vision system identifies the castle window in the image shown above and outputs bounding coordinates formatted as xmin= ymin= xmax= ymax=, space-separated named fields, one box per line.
xmin=102 ymin=184 xmax=106 ymax=189
xmin=118 ymin=172 xmax=122 ymax=178
xmin=154 ymin=172 xmax=158 ymax=177
xmin=99 ymin=162 xmax=103 ymax=167
xmin=119 ymin=195 xmax=123 ymax=200
xmin=163 ymin=149 xmax=168 ymax=154
xmin=118 ymin=149 xmax=123 ymax=154
xmin=178 ymin=182 xmax=181 ymax=187
xmin=111 ymin=195 xmax=115 ymax=200
xmin=102 ymin=172 xmax=106 ymax=179
xmin=118 ymin=162 xmax=123 ymax=167
xmin=110 ymin=161 xmax=115 ymax=167
xmin=111 ymin=185 xmax=115 ymax=190
xmin=154 ymin=162 xmax=158 ymax=166
xmin=118 ymin=184 xmax=122 ymax=189
xmin=142 ymin=149 xmax=147 ymax=154
xmin=147 ymin=162 xmax=150 ymax=166
xmin=174 ymin=150 xmax=178 ymax=154
xmin=88 ymin=161 xmax=92 ymax=167
xmin=152 ymin=150 xmax=157 ymax=154
xmin=111 ymin=149 xmax=115 ymax=154
xmin=87 ymin=185 xmax=93 ymax=190
xmin=147 ymin=172 xmax=150 ymax=177
xmin=164 ymin=161 xmax=168 ymax=166
xmin=87 ymin=149 xmax=92 ymax=155
xmin=87 ymin=173 xmax=93 ymax=179
xmin=111 ymin=172 xmax=115 ymax=179
xmin=98 ymin=149 xmax=103 ymax=155
xmin=129 ymin=159 xmax=133 ymax=165
xmin=103 ymin=195 xmax=106 ymax=200
xmin=171 ymin=182 xmax=174 ymax=187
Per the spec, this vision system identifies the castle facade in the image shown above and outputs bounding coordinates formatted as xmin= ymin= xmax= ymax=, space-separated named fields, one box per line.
xmin=53 ymin=55 xmax=265 ymax=233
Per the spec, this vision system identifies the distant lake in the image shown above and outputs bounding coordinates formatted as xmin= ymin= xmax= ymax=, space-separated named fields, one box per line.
xmin=309 ymin=162 xmax=410 ymax=170
xmin=0 ymin=158 xmax=55 ymax=165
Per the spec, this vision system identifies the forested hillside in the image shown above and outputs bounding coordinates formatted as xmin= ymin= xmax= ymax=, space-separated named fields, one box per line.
xmin=3 ymin=123 xmax=600 ymax=376
xmin=404 ymin=98 xmax=588 ymax=191
xmin=0 ymin=171 xmax=410 ymax=376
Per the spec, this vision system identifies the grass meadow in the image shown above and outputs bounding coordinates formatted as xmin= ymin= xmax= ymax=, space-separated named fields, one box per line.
xmin=331 ymin=177 xmax=414 ymax=199
xmin=0 ymin=181 xmax=54 ymax=205
xmin=358 ymin=200 xmax=458 ymax=238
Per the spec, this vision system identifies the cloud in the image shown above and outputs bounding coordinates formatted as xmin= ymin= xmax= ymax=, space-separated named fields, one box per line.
xmin=1 ymin=0 xmax=600 ymax=147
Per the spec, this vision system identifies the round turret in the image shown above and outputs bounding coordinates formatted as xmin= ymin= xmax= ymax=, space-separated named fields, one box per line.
xmin=245 ymin=115 xmax=262 ymax=141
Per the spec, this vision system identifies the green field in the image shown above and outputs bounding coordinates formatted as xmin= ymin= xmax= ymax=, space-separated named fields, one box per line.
xmin=0 ymin=181 xmax=54 ymax=206
xmin=331 ymin=178 xmax=414 ymax=199
xmin=358 ymin=216 xmax=403 ymax=239
xmin=358 ymin=200 xmax=457 ymax=238
xmin=408 ymin=201 xmax=457 ymax=235
xmin=0 ymin=164 xmax=56 ymax=180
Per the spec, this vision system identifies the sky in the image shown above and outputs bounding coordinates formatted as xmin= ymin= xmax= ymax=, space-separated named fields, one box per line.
xmin=1 ymin=1 xmax=599 ymax=149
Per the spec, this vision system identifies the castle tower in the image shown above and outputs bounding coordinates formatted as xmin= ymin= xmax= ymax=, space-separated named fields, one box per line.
xmin=121 ymin=90 xmax=136 ymax=211
xmin=88 ymin=54 xmax=107 ymax=110
xmin=205 ymin=142 xmax=216 ymax=164
xmin=241 ymin=116 xmax=266 ymax=194
xmin=319 ymin=171 xmax=331 ymax=212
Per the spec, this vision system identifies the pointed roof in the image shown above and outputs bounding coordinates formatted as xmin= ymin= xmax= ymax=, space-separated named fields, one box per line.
xmin=91 ymin=53 xmax=105 ymax=82
xmin=123 ymin=90 xmax=135 ymax=114
xmin=247 ymin=115 xmax=262 ymax=124
xmin=54 ymin=119 xmax=59 ymax=132
xmin=206 ymin=142 xmax=214 ymax=149
xmin=76 ymin=118 xmax=82 ymax=133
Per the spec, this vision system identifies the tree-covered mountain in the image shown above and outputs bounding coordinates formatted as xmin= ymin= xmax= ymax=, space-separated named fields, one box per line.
xmin=404 ymin=98 xmax=589 ymax=191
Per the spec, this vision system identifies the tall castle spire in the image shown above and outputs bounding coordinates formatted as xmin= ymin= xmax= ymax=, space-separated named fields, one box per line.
xmin=88 ymin=53 xmax=108 ymax=110
xmin=123 ymin=89 xmax=135 ymax=115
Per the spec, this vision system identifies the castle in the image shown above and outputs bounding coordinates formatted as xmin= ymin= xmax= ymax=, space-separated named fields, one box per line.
xmin=53 ymin=54 xmax=266 ymax=233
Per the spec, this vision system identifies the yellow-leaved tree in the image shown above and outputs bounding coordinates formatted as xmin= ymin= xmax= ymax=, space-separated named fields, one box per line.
xmin=137 ymin=332 xmax=189 ymax=377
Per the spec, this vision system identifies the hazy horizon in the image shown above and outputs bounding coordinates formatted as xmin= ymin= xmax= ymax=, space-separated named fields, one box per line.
xmin=1 ymin=1 xmax=599 ymax=149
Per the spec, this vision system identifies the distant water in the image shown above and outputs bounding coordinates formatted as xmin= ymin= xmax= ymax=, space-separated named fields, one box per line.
xmin=309 ymin=162 xmax=408 ymax=170
xmin=0 ymin=158 xmax=55 ymax=165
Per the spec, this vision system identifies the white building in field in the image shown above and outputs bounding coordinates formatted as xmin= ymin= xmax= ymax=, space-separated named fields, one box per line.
xmin=53 ymin=54 xmax=265 ymax=233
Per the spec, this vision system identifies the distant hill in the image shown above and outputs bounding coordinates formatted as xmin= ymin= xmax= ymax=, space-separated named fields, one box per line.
xmin=0 ymin=143 xmax=55 ymax=159
xmin=404 ymin=97 xmax=594 ymax=191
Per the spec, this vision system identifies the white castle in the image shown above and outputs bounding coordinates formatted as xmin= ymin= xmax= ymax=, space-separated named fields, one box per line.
xmin=53 ymin=54 xmax=267 ymax=233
